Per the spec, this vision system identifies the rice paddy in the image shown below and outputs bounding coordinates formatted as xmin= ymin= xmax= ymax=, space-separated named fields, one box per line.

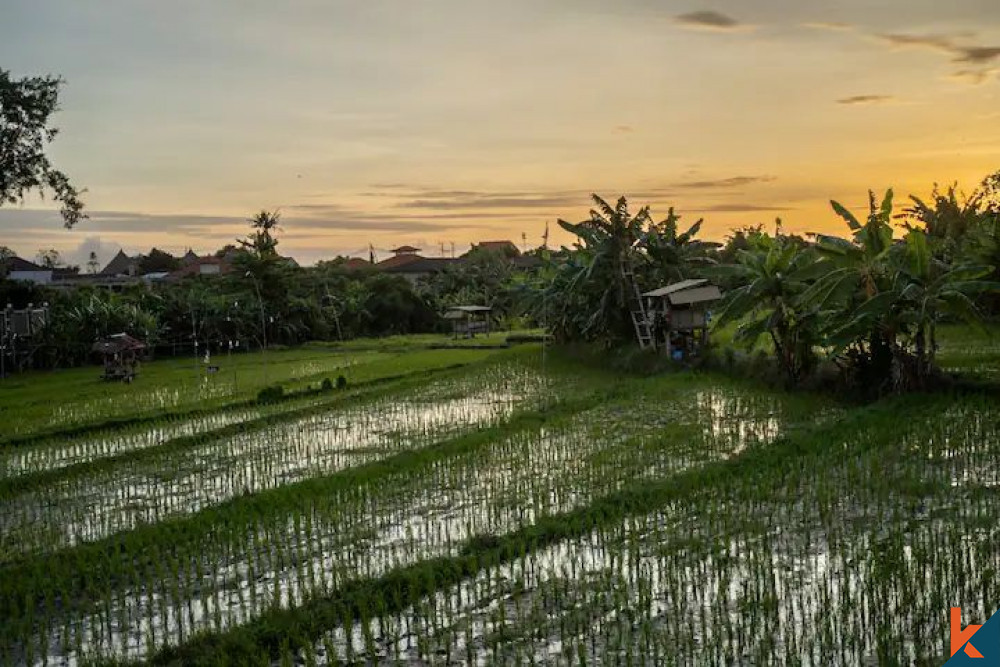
xmin=0 ymin=336 xmax=998 ymax=665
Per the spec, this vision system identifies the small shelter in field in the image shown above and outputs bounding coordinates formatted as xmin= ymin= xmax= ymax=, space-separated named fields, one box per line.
xmin=92 ymin=333 xmax=146 ymax=382
xmin=444 ymin=305 xmax=492 ymax=339
xmin=642 ymin=279 xmax=722 ymax=358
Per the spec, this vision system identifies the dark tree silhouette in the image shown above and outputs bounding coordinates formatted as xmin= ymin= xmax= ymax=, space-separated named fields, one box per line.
xmin=0 ymin=69 xmax=86 ymax=227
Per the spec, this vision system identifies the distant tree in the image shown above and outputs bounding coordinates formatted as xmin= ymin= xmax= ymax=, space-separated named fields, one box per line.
xmin=238 ymin=210 xmax=281 ymax=259
xmin=214 ymin=243 xmax=240 ymax=259
xmin=0 ymin=69 xmax=86 ymax=227
xmin=138 ymin=248 xmax=179 ymax=274
xmin=0 ymin=245 xmax=14 ymax=278
xmin=86 ymin=251 xmax=99 ymax=274
xmin=36 ymin=248 xmax=63 ymax=268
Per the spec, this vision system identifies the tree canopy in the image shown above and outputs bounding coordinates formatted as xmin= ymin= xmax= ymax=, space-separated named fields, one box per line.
xmin=0 ymin=69 xmax=86 ymax=228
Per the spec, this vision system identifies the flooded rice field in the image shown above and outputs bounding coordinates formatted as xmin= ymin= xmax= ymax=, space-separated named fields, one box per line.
xmin=1 ymin=351 xmax=997 ymax=666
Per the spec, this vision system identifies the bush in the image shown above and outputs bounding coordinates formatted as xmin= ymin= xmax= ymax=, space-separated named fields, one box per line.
xmin=336 ymin=375 xmax=348 ymax=390
xmin=256 ymin=384 xmax=284 ymax=403
xmin=321 ymin=377 xmax=334 ymax=391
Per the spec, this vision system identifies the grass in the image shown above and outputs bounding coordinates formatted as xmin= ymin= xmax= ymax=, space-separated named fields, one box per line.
xmin=0 ymin=331 xmax=998 ymax=666
xmin=935 ymin=321 xmax=1000 ymax=380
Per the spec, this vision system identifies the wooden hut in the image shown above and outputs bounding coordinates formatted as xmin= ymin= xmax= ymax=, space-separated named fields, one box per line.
xmin=642 ymin=279 xmax=722 ymax=359
xmin=444 ymin=305 xmax=492 ymax=339
xmin=92 ymin=333 xmax=145 ymax=382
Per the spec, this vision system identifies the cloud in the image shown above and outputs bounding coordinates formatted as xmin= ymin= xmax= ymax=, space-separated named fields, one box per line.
xmin=674 ymin=10 xmax=748 ymax=32
xmin=949 ymin=68 xmax=999 ymax=85
xmin=952 ymin=46 xmax=1000 ymax=64
xmin=876 ymin=32 xmax=959 ymax=54
xmin=65 ymin=236 xmax=123 ymax=269
xmin=400 ymin=194 xmax=580 ymax=210
xmin=672 ymin=176 xmax=777 ymax=189
xmin=836 ymin=94 xmax=896 ymax=105
xmin=872 ymin=32 xmax=1000 ymax=82
xmin=691 ymin=203 xmax=793 ymax=212
xmin=803 ymin=21 xmax=853 ymax=32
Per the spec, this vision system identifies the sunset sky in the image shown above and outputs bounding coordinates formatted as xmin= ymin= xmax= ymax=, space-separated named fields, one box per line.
xmin=1 ymin=0 xmax=998 ymax=266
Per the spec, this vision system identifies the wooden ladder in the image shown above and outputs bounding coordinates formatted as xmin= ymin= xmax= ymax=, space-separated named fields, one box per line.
xmin=620 ymin=253 xmax=654 ymax=349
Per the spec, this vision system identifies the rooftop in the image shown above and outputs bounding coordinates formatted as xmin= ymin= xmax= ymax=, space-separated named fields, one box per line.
xmin=2 ymin=256 xmax=48 ymax=272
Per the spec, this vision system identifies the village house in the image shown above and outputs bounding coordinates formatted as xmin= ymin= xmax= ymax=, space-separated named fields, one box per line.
xmin=1 ymin=256 xmax=53 ymax=285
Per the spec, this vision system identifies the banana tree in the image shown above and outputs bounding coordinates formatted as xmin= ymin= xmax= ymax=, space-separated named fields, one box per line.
xmin=803 ymin=190 xmax=900 ymax=386
xmin=637 ymin=207 xmax=717 ymax=284
xmin=552 ymin=195 xmax=651 ymax=344
xmin=898 ymin=184 xmax=988 ymax=263
xmin=711 ymin=231 xmax=822 ymax=385
xmin=811 ymin=190 xmax=998 ymax=390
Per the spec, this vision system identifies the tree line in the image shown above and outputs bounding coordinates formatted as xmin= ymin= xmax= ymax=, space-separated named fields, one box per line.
xmin=529 ymin=174 xmax=1000 ymax=394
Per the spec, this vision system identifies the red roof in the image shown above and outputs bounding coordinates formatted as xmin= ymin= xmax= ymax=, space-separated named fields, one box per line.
xmin=340 ymin=257 xmax=372 ymax=270
xmin=474 ymin=240 xmax=521 ymax=256
xmin=377 ymin=253 xmax=424 ymax=269
xmin=168 ymin=255 xmax=230 ymax=279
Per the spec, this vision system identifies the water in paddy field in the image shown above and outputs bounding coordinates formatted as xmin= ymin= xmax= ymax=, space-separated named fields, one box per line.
xmin=6 ymin=377 xmax=820 ymax=666
xmin=0 ymin=364 xmax=545 ymax=560
xmin=4 ymin=365 xmax=999 ymax=666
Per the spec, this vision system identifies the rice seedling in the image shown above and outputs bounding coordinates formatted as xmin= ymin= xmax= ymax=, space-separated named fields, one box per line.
xmin=0 ymin=339 xmax=997 ymax=667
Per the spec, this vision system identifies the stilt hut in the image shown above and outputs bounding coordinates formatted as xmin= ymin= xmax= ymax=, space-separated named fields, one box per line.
xmin=642 ymin=279 xmax=722 ymax=359
xmin=444 ymin=305 xmax=492 ymax=339
xmin=93 ymin=333 xmax=145 ymax=382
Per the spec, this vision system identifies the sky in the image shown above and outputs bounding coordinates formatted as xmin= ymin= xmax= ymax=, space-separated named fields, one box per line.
xmin=1 ymin=0 xmax=998 ymax=267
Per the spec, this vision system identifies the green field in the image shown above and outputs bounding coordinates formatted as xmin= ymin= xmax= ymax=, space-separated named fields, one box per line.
xmin=0 ymin=332 xmax=998 ymax=665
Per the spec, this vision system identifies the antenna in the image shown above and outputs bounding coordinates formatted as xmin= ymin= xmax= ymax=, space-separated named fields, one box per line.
xmin=450 ymin=242 xmax=455 ymax=258
xmin=440 ymin=241 xmax=445 ymax=257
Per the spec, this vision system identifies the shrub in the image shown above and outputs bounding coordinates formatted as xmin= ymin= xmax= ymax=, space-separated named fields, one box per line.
xmin=256 ymin=385 xmax=284 ymax=403
xmin=336 ymin=375 xmax=348 ymax=390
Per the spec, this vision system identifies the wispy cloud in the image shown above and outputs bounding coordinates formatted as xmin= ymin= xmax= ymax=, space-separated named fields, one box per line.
xmin=953 ymin=46 xmax=1000 ymax=64
xmin=949 ymin=68 xmax=999 ymax=85
xmin=872 ymin=32 xmax=1000 ymax=82
xmin=803 ymin=21 xmax=854 ymax=32
xmin=399 ymin=194 xmax=580 ymax=210
xmin=836 ymin=94 xmax=896 ymax=105
xmin=674 ymin=10 xmax=749 ymax=32
xmin=690 ymin=203 xmax=792 ymax=212
xmin=673 ymin=176 xmax=776 ymax=189
xmin=876 ymin=32 xmax=960 ymax=54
